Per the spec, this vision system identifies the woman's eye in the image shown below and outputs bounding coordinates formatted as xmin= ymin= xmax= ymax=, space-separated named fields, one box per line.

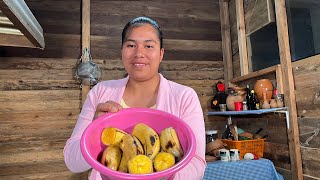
xmin=127 ymin=44 xmax=135 ymax=48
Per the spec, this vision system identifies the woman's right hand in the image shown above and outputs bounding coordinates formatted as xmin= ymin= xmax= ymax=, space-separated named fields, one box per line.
xmin=93 ymin=101 xmax=123 ymax=120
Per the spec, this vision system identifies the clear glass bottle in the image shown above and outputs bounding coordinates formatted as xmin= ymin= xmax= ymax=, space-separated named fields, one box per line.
xmin=250 ymin=90 xmax=260 ymax=110
xmin=245 ymin=85 xmax=252 ymax=110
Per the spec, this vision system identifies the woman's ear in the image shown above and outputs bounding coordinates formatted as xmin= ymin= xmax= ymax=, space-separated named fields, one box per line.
xmin=160 ymin=48 xmax=164 ymax=62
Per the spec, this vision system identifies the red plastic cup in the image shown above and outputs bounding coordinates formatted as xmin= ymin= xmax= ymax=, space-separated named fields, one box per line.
xmin=234 ymin=102 xmax=243 ymax=111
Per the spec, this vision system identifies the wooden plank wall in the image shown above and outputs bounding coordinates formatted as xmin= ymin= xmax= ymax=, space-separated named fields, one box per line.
xmin=228 ymin=0 xmax=320 ymax=179
xmin=292 ymin=55 xmax=320 ymax=179
xmin=0 ymin=0 xmax=223 ymax=179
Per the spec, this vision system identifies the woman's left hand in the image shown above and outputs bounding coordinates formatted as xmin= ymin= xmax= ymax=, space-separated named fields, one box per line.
xmin=93 ymin=101 xmax=123 ymax=120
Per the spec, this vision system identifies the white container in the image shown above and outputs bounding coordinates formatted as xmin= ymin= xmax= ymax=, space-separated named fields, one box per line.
xmin=230 ymin=149 xmax=240 ymax=161
xmin=219 ymin=148 xmax=230 ymax=162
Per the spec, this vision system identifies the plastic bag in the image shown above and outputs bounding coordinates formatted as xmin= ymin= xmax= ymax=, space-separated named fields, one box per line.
xmin=75 ymin=48 xmax=101 ymax=86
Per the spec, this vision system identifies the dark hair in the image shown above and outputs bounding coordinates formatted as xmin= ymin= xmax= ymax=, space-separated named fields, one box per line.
xmin=121 ymin=16 xmax=163 ymax=49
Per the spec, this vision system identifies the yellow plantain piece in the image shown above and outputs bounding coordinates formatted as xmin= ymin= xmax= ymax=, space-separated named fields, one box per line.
xmin=128 ymin=155 xmax=153 ymax=174
xmin=154 ymin=152 xmax=176 ymax=172
xmin=118 ymin=134 xmax=144 ymax=172
xmin=101 ymin=127 xmax=127 ymax=146
xmin=132 ymin=123 xmax=160 ymax=160
xmin=100 ymin=145 xmax=122 ymax=171
xmin=160 ymin=127 xmax=184 ymax=161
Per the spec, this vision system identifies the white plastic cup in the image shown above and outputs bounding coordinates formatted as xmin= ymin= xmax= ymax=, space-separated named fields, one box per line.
xmin=230 ymin=149 xmax=240 ymax=161
xmin=219 ymin=149 xmax=230 ymax=162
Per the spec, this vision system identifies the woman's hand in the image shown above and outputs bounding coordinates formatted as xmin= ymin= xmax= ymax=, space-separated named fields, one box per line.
xmin=93 ymin=101 xmax=123 ymax=120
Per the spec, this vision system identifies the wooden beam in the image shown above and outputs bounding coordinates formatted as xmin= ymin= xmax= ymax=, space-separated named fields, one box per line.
xmin=235 ymin=0 xmax=249 ymax=76
xmin=230 ymin=65 xmax=277 ymax=84
xmin=276 ymin=65 xmax=284 ymax=94
xmin=0 ymin=0 xmax=45 ymax=49
xmin=81 ymin=0 xmax=90 ymax=106
xmin=0 ymin=33 xmax=34 ymax=48
xmin=274 ymin=0 xmax=303 ymax=179
xmin=246 ymin=36 xmax=253 ymax=71
xmin=219 ymin=0 xmax=233 ymax=87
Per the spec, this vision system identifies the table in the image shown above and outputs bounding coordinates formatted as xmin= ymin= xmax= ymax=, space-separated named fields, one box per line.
xmin=203 ymin=158 xmax=284 ymax=180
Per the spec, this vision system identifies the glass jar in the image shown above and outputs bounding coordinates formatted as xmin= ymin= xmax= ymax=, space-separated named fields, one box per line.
xmin=206 ymin=130 xmax=218 ymax=144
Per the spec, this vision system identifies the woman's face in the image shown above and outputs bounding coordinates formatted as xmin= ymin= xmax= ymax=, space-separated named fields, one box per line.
xmin=121 ymin=24 xmax=164 ymax=82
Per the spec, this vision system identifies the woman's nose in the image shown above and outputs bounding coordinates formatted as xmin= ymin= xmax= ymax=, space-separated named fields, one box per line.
xmin=134 ymin=46 xmax=145 ymax=57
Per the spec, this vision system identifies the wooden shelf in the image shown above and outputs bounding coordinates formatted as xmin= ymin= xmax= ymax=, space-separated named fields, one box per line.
xmin=230 ymin=65 xmax=277 ymax=83
xmin=207 ymin=107 xmax=287 ymax=116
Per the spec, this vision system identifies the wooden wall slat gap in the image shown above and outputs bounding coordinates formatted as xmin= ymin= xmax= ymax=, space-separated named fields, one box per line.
xmin=1 ymin=121 xmax=76 ymax=132
xmin=1 ymin=131 xmax=75 ymax=141
xmin=90 ymin=24 xmax=222 ymax=41
xmin=0 ymin=139 xmax=68 ymax=154
xmin=29 ymin=0 xmax=219 ymax=21
xmin=90 ymin=37 xmax=222 ymax=52
xmin=42 ymin=33 xmax=81 ymax=47
xmin=36 ymin=12 xmax=80 ymax=22
xmin=0 ymin=59 xmax=78 ymax=70
xmin=0 ymin=109 xmax=79 ymax=117
xmin=0 ymin=46 xmax=82 ymax=59
xmin=0 ymin=117 xmax=77 ymax=124
xmin=1 ymin=47 xmax=223 ymax=60
xmin=1 ymin=112 xmax=78 ymax=121
xmin=89 ymin=2 xmax=220 ymax=21
xmin=0 ymin=69 xmax=77 ymax=80
xmin=91 ymin=16 xmax=219 ymax=30
xmin=1 ymin=120 xmax=77 ymax=131
xmin=161 ymin=62 xmax=224 ymax=71
xmin=0 ymin=100 xmax=80 ymax=111
xmin=0 ymin=149 xmax=63 ymax=164
xmin=0 ymin=90 xmax=80 ymax=101
xmin=26 ymin=0 xmax=81 ymax=11
xmin=0 ymin=162 xmax=77 ymax=177
xmin=163 ymin=50 xmax=222 ymax=61
xmin=0 ymin=80 xmax=80 ymax=91
xmin=161 ymin=71 xmax=223 ymax=80
xmin=38 ymin=23 xmax=80 ymax=35
xmin=164 ymin=39 xmax=221 ymax=51
xmin=0 ymin=132 xmax=73 ymax=144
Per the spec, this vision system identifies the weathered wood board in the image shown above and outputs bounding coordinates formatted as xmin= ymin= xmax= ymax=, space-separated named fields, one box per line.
xmin=0 ymin=0 xmax=222 ymax=179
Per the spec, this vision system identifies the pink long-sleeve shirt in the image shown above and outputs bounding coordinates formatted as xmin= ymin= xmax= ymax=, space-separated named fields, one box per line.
xmin=64 ymin=73 xmax=207 ymax=179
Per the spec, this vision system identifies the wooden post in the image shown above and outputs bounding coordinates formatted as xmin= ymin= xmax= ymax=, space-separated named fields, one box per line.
xmin=219 ymin=0 xmax=233 ymax=87
xmin=81 ymin=0 xmax=90 ymax=106
xmin=235 ymin=0 xmax=249 ymax=76
xmin=276 ymin=65 xmax=284 ymax=94
xmin=274 ymin=0 xmax=303 ymax=179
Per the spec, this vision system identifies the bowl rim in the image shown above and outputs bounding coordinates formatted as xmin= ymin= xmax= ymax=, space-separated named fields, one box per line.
xmin=80 ymin=108 xmax=196 ymax=179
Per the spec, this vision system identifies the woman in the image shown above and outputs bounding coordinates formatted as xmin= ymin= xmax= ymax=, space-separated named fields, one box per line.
xmin=64 ymin=16 xmax=206 ymax=179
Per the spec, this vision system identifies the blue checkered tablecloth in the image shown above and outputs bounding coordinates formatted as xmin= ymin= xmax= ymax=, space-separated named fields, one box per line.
xmin=203 ymin=158 xmax=284 ymax=180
